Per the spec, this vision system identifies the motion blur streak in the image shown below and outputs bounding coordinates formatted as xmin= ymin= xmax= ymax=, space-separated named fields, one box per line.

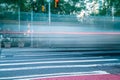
xmin=1 ymin=31 xmax=120 ymax=35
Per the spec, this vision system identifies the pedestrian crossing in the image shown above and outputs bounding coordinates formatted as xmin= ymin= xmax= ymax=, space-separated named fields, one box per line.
xmin=0 ymin=49 xmax=120 ymax=80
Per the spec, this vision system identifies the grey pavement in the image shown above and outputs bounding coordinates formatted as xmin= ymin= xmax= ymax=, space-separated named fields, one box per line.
xmin=0 ymin=48 xmax=120 ymax=80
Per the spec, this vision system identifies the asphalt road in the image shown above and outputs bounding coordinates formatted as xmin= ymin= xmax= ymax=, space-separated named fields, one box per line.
xmin=0 ymin=48 xmax=120 ymax=80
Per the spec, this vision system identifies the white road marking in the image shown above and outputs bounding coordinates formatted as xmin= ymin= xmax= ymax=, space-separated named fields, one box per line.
xmin=0 ymin=63 xmax=120 ymax=71
xmin=0 ymin=56 xmax=103 ymax=63
xmin=0 ymin=71 xmax=109 ymax=80
xmin=9 ymin=51 xmax=115 ymax=57
xmin=0 ymin=59 xmax=118 ymax=66
xmin=12 ymin=53 xmax=95 ymax=57
xmin=0 ymin=64 xmax=98 ymax=71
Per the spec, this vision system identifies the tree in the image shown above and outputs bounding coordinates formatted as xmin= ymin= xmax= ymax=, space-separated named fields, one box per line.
xmin=0 ymin=0 xmax=120 ymax=16
xmin=0 ymin=0 xmax=18 ymax=13
xmin=100 ymin=0 xmax=120 ymax=16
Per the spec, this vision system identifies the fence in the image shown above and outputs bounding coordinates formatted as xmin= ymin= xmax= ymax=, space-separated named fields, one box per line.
xmin=0 ymin=12 xmax=78 ymax=22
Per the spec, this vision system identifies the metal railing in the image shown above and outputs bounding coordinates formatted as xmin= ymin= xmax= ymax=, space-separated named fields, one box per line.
xmin=0 ymin=12 xmax=78 ymax=22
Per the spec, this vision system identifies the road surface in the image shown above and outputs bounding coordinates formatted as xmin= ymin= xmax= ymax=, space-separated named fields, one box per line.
xmin=0 ymin=48 xmax=120 ymax=80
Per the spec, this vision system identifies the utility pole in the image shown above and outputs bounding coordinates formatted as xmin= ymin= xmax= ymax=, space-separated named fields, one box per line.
xmin=49 ymin=2 xmax=51 ymax=25
xmin=47 ymin=0 xmax=51 ymax=25
xmin=30 ymin=0 xmax=35 ymax=47
xmin=112 ymin=6 xmax=115 ymax=22
xmin=18 ymin=0 xmax=20 ymax=32
xmin=0 ymin=35 xmax=2 ymax=57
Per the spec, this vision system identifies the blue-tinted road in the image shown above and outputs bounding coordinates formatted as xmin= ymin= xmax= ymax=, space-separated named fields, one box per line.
xmin=0 ymin=48 xmax=120 ymax=80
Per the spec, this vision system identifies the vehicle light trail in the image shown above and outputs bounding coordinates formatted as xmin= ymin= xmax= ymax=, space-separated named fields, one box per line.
xmin=0 ymin=31 xmax=120 ymax=35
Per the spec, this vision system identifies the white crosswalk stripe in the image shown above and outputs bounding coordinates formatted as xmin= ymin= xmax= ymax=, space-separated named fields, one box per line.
xmin=0 ymin=56 xmax=103 ymax=63
xmin=0 ymin=63 xmax=120 ymax=71
xmin=0 ymin=71 xmax=109 ymax=80
xmin=0 ymin=59 xmax=118 ymax=66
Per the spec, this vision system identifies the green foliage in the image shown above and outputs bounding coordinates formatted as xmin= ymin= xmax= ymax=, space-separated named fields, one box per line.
xmin=102 ymin=0 xmax=120 ymax=16
xmin=0 ymin=0 xmax=120 ymax=16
